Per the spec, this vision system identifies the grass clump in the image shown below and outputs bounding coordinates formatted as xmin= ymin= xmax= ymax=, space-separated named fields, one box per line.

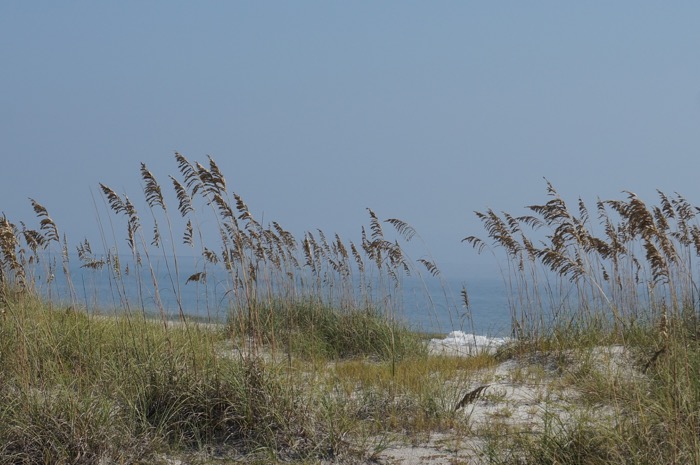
xmin=0 ymin=292 xmax=350 ymax=464
xmin=332 ymin=353 xmax=496 ymax=435
xmin=241 ymin=299 xmax=426 ymax=361
xmin=468 ymin=183 xmax=700 ymax=464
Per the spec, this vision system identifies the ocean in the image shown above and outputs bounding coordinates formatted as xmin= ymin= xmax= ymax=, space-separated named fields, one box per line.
xmin=33 ymin=254 xmax=513 ymax=337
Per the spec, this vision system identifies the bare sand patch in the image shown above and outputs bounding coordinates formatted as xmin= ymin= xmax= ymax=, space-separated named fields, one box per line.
xmin=374 ymin=344 xmax=641 ymax=464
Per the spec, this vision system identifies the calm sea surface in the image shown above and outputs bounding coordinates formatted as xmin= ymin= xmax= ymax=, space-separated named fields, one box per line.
xmin=35 ymin=256 xmax=513 ymax=337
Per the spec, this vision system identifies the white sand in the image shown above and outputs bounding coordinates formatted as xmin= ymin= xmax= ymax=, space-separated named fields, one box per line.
xmin=376 ymin=344 xmax=637 ymax=464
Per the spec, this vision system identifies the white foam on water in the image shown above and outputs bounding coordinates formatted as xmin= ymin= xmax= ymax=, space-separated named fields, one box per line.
xmin=429 ymin=330 xmax=510 ymax=355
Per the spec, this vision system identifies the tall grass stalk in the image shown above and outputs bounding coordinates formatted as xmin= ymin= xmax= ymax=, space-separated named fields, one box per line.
xmin=0 ymin=153 xmax=448 ymax=462
xmin=465 ymin=181 xmax=700 ymax=339
xmin=467 ymin=182 xmax=700 ymax=463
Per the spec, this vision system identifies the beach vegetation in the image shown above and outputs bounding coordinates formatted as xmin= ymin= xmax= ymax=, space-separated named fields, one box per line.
xmin=3 ymin=160 xmax=700 ymax=463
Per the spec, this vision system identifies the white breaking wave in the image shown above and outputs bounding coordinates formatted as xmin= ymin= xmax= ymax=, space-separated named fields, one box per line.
xmin=429 ymin=331 xmax=510 ymax=356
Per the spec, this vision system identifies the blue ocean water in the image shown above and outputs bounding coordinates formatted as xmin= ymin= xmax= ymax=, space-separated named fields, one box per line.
xmin=401 ymin=275 xmax=512 ymax=336
xmin=33 ymin=255 xmax=513 ymax=337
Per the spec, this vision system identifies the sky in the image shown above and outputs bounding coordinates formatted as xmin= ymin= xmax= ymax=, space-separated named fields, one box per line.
xmin=2 ymin=2 xmax=700 ymax=277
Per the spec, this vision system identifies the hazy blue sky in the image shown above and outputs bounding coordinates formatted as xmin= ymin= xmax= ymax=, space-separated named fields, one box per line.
xmin=2 ymin=2 xmax=700 ymax=274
